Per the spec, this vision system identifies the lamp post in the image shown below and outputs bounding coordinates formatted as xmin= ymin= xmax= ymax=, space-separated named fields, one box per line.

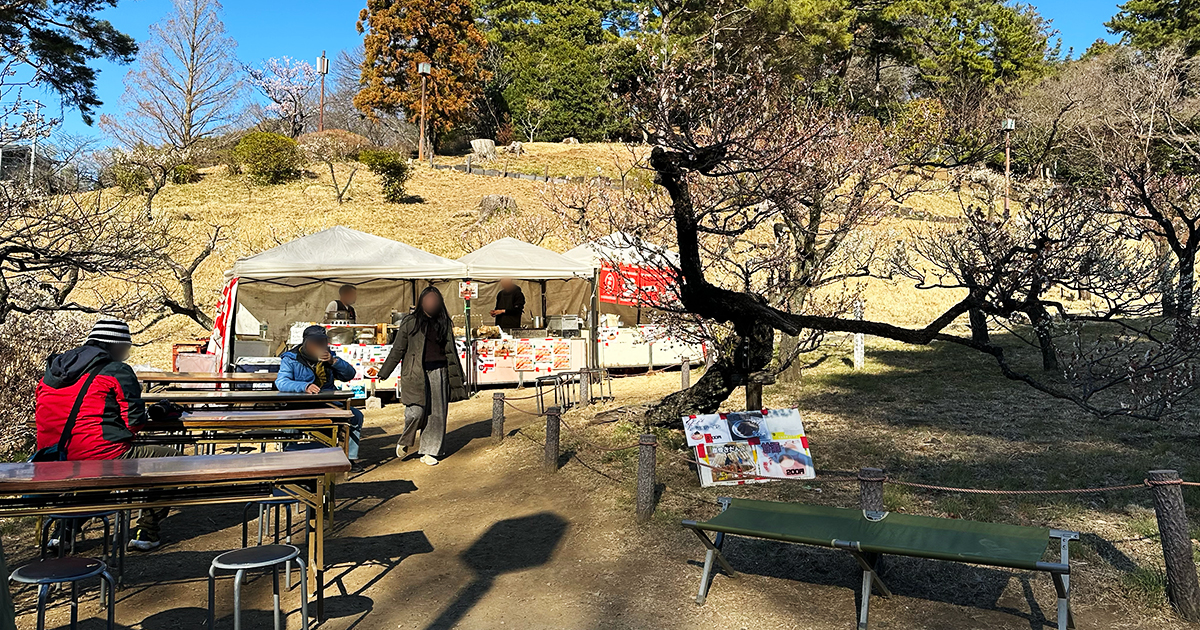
xmin=316 ymin=51 xmax=329 ymax=132
xmin=418 ymin=61 xmax=431 ymax=162
xmin=1000 ymin=117 xmax=1015 ymax=220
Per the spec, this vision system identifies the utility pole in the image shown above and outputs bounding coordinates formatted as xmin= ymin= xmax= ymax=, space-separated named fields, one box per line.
xmin=418 ymin=62 xmax=431 ymax=162
xmin=316 ymin=51 xmax=329 ymax=132
xmin=1000 ymin=117 xmax=1015 ymax=221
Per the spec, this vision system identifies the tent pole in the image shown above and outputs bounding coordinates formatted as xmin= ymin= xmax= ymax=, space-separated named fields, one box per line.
xmin=590 ymin=270 xmax=600 ymax=370
xmin=465 ymin=279 xmax=474 ymax=395
xmin=540 ymin=280 xmax=548 ymax=328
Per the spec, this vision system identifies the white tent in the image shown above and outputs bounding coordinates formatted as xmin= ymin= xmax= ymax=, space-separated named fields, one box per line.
xmin=223 ymin=227 xmax=467 ymax=359
xmin=232 ymin=226 xmax=467 ymax=284
xmin=458 ymin=237 xmax=593 ymax=280
xmin=563 ymin=232 xmax=680 ymax=269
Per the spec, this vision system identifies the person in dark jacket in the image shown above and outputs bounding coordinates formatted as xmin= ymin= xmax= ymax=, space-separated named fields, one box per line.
xmin=276 ymin=325 xmax=365 ymax=470
xmin=490 ymin=278 xmax=525 ymax=331
xmin=379 ymin=286 xmax=468 ymax=465
xmin=35 ymin=318 xmax=178 ymax=551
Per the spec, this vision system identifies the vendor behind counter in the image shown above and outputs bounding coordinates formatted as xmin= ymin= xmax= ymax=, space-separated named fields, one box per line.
xmin=490 ymin=278 xmax=525 ymax=332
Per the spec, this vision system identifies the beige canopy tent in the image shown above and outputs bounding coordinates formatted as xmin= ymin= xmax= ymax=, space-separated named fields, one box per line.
xmin=223 ymin=226 xmax=467 ymax=358
xmin=451 ymin=238 xmax=595 ymax=329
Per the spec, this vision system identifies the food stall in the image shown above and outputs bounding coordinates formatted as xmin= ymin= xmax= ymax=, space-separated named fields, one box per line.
xmin=207 ymin=226 xmax=469 ymax=398
xmin=453 ymin=238 xmax=595 ymax=385
xmin=564 ymin=232 xmax=705 ymax=369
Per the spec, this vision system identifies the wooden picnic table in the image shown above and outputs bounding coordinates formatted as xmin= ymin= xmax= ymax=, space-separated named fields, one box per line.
xmin=136 ymin=372 xmax=277 ymax=391
xmin=0 ymin=448 xmax=349 ymax=619
xmin=141 ymin=389 xmax=354 ymax=409
xmin=136 ymin=408 xmax=355 ymax=455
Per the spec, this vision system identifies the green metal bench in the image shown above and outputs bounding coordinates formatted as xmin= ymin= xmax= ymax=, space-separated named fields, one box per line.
xmin=682 ymin=498 xmax=1079 ymax=630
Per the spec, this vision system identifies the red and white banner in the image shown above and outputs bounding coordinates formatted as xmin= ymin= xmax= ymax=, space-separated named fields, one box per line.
xmin=206 ymin=276 xmax=239 ymax=372
xmin=597 ymin=262 xmax=675 ymax=307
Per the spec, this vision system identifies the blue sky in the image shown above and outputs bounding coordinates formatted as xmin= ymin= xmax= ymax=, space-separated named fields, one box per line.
xmin=50 ymin=0 xmax=1125 ymax=140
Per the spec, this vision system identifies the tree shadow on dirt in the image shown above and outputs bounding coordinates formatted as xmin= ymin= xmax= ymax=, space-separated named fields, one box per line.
xmin=423 ymin=512 xmax=568 ymax=630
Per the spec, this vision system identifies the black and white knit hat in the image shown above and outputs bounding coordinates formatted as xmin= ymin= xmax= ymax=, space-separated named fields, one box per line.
xmin=87 ymin=318 xmax=132 ymax=345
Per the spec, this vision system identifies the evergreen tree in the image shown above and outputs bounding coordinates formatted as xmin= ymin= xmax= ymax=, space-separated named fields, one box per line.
xmin=1107 ymin=0 xmax=1200 ymax=55
xmin=0 ymin=0 xmax=138 ymax=123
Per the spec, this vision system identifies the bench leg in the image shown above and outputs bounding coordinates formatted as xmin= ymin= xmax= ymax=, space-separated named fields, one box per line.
xmin=690 ymin=530 xmax=736 ymax=605
xmin=1050 ymin=529 xmax=1077 ymax=630
xmin=848 ymin=551 xmax=890 ymax=630
xmin=1051 ymin=572 xmax=1074 ymax=630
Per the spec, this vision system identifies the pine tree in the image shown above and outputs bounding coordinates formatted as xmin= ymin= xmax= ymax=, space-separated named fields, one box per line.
xmin=354 ymin=0 xmax=490 ymax=141
xmin=1108 ymin=0 xmax=1200 ymax=56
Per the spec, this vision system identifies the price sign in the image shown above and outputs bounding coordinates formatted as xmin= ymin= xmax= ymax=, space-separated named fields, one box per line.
xmin=459 ymin=281 xmax=479 ymax=300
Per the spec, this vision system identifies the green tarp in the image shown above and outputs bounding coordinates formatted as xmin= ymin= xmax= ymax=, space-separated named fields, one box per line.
xmin=692 ymin=499 xmax=1052 ymax=571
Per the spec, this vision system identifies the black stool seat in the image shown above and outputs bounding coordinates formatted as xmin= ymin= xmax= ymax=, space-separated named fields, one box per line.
xmin=213 ymin=545 xmax=299 ymax=570
xmin=257 ymin=490 xmax=298 ymax=506
xmin=11 ymin=558 xmax=106 ymax=584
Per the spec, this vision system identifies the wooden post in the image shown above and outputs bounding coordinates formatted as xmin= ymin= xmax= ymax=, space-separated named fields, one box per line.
xmin=859 ymin=467 xmax=885 ymax=512
xmin=466 ymin=154 xmax=472 ymax=174
xmin=681 ymin=356 xmax=690 ymax=390
xmin=636 ymin=434 xmax=657 ymax=523
xmin=853 ymin=300 xmax=865 ymax=370
xmin=491 ymin=392 xmax=505 ymax=443
xmin=746 ymin=382 xmax=762 ymax=410
xmin=1148 ymin=469 xmax=1200 ymax=620
xmin=579 ymin=370 xmax=591 ymax=408
xmin=544 ymin=406 xmax=561 ymax=472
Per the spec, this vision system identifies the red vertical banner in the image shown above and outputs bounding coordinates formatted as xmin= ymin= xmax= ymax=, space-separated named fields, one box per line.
xmin=207 ymin=276 xmax=239 ymax=372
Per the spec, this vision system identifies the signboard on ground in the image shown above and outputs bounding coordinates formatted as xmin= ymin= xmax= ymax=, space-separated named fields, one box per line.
xmin=683 ymin=408 xmax=816 ymax=487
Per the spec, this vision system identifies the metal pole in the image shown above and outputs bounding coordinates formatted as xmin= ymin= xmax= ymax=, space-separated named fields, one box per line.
xmin=419 ymin=74 xmax=427 ymax=162
xmin=1003 ymin=129 xmax=1011 ymax=219
xmin=544 ymin=406 xmax=561 ymax=472
xmin=853 ymin=300 xmax=865 ymax=370
xmin=29 ymin=100 xmax=40 ymax=187
xmin=318 ymin=51 xmax=326 ymax=132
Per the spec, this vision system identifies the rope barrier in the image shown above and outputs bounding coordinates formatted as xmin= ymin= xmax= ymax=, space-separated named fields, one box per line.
xmin=659 ymin=449 xmax=1195 ymax=494
xmin=502 ymin=400 xmax=545 ymax=417
xmin=887 ymin=478 xmax=1147 ymax=495
xmin=555 ymin=415 xmax=641 ymax=453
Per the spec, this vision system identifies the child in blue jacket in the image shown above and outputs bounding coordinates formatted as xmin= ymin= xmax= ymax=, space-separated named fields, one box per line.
xmin=277 ymin=325 xmax=364 ymax=470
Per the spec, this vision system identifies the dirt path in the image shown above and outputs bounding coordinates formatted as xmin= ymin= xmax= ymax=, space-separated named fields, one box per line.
xmin=8 ymin=374 xmax=1182 ymax=629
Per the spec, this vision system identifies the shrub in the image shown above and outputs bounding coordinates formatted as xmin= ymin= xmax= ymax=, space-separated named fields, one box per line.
xmin=233 ymin=131 xmax=303 ymax=185
xmin=0 ymin=314 xmax=88 ymax=460
xmin=170 ymin=163 xmax=200 ymax=184
xmin=111 ymin=163 xmax=149 ymax=193
xmin=359 ymin=149 xmax=412 ymax=203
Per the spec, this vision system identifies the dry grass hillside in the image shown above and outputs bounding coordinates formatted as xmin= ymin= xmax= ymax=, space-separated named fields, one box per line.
xmin=130 ymin=142 xmax=969 ymax=366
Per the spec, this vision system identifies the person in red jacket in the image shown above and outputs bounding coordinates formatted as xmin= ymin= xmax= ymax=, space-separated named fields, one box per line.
xmin=35 ymin=318 xmax=178 ymax=551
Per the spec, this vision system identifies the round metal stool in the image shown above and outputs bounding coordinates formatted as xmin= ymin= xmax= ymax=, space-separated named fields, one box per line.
xmin=10 ymin=556 xmax=116 ymax=630
xmin=242 ymin=491 xmax=300 ymax=587
xmin=208 ymin=544 xmax=308 ymax=630
xmin=42 ymin=512 xmax=116 ymax=560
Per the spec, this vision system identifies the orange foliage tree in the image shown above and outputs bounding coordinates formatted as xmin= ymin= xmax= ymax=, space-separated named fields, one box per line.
xmin=354 ymin=0 xmax=490 ymax=144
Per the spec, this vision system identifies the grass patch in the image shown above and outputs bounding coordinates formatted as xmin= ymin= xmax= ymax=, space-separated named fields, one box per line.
xmin=1121 ymin=567 xmax=1169 ymax=609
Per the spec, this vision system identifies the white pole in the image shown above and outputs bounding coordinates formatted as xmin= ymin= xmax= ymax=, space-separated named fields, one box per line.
xmin=853 ymin=300 xmax=865 ymax=370
xmin=28 ymin=100 xmax=39 ymax=187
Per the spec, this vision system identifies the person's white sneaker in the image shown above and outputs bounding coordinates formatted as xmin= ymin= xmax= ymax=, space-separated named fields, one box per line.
xmin=127 ymin=538 xmax=160 ymax=552
xmin=396 ymin=442 xmax=407 ymax=458
xmin=420 ymin=455 xmax=439 ymax=466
